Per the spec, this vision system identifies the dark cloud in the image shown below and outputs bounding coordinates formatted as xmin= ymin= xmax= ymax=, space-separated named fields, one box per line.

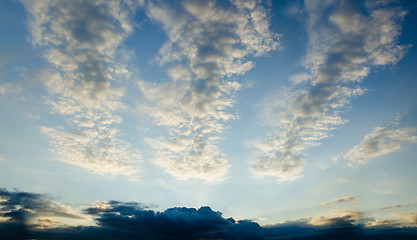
xmin=84 ymin=201 xmax=263 ymax=239
xmin=0 ymin=188 xmax=84 ymax=223
xmin=1 ymin=188 xmax=417 ymax=239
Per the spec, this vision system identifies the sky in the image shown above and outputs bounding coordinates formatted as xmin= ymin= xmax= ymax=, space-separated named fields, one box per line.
xmin=1 ymin=0 xmax=417 ymax=239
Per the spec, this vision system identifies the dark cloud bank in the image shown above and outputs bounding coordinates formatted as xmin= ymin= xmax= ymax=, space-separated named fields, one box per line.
xmin=1 ymin=188 xmax=417 ymax=240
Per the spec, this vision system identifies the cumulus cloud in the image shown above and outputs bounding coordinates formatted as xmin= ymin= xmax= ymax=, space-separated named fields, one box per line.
xmin=322 ymin=196 xmax=356 ymax=206
xmin=139 ymin=0 xmax=279 ymax=182
xmin=0 ymin=188 xmax=264 ymax=239
xmin=309 ymin=210 xmax=374 ymax=226
xmin=84 ymin=200 xmax=263 ymax=239
xmin=1 ymin=188 xmax=417 ymax=239
xmin=0 ymin=188 xmax=85 ymax=225
xmin=338 ymin=123 xmax=416 ymax=166
xmin=264 ymin=209 xmax=417 ymax=240
xmin=254 ymin=0 xmax=409 ymax=182
xmin=21 ymin=0 xmax=141 ymax=178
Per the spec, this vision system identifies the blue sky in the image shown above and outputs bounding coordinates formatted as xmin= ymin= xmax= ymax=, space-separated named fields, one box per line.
xmin=1 ymin=0 xmax=417 ymax=238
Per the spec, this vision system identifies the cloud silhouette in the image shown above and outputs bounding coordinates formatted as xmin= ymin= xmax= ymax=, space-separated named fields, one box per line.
xmin=1 ymin=188 xmax=417 ymax=239
xmin=0 ymin=188 xmax=85 ymax=224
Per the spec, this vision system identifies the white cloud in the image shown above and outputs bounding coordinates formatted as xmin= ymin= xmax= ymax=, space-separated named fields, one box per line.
xmin=22 ymin=0 xmax=141 ymax=178
xmin=340 ymin=123 xmax=416 ymax=166
xmin=140 ymin=0 xmax=279 ymax=182
xmin=253 ymin=0 xmax=409 ymax=182
xmin=0 ymin=83 xmax=22 ymax=96
xmin=310 ymin=209 xmax=374 ymax=226
xmin=393 ymin=212 xmax=417 ymax=224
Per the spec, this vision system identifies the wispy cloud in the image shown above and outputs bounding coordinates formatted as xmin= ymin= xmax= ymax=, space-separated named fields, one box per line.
xmin=322 ymin=196 xmax=356 ymax=206
xmin=382 ymin=201 xmax=415 ymax=210
xmin=253 ymin=0 xmax=409 ymax=182
xmin=21 ymin=0 xmax=141 ymax=178
xmin=0 ymin=83 xmax=22 ymax=96
xmin=337 ymin=122 xmax=416 ymax=166
xmin=139 ymin=0 xmax=279 ymax=182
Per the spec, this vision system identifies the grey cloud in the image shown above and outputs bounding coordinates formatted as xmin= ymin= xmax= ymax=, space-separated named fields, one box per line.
xmin=21 ymin=0 xmax=141 ymax=178
xmin=382 ymin=201 xmax=415 ymax=210
xmin=140 ymin=0 xmax=279 ymax=182
xmin=0 ymin=188 xmax=84 ymax=224
xmin=322 ymin=196 xmax=356 ymax=206
xmin=84 ymin=201 xmax=263 ymax=239
xmin=254 ymin=0 xmax=409 ymax=182
xmin=1 ymin=188 xmax=417 ymax=240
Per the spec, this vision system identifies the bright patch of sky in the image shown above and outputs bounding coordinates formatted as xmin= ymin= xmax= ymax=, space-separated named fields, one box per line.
xmin=1 ymin=0 xmax=417 ymax=230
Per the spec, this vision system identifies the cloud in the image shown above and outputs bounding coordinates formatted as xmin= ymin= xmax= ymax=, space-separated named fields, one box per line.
xmin=0 ymin=83 xmax=22 ymax=96
xmin=382 ymin=201 xmax=415 ymax=210
xmin=253 ymin=0 xmax=409 ymax=182
xmin=84 ymin=200 xmax=263 ymax=239
xmin=264 ymin=209 xmax=417 ymax=240
xmin=0 ymin=188 xmax=85 ymax=225
xmin=139 ymin=0 xmax=279 ymax=182
xmin=338 ymin=123 xmax=416 ymax=166
xmin=383 ymin=212 xmax=417 ymax=226
xmin=1 ymin=188 xmax=417 ymax=239
xmin=310 ymin=210 xmax=374 ymax=226
xmin=0 ymin=188 xmax=263 ymax=239
xmin=322 ymin=196 xmax=356 ymax=206
xmin=21 ymin=0 xmax=141 ymax=178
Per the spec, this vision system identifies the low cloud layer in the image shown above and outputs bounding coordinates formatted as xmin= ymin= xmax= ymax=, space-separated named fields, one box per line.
xmin=0 ymin=188 xmax=85 ymax=226
xmin=21 ymin=0 xmax=141 ymax=178
xmin=139 ymin=0 xmax=279 ymax=182
xmin=254 ymin=0 xmax=409 ymax=182
xmin=1 ymin=188 xmax=417 ymax=240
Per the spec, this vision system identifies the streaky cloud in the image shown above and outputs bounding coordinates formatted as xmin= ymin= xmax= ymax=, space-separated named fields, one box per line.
xmin=253 ymin=0 xmax=409 ymax=182
xmin=382 ymin=201 xmax=415 ymax=210
xmin=337 ymin=121 xmax=416 ymax=166
xmin=322 ymin=196 xmax=356 ymax=206
xmin=21 ymin=0 xmax=142 ymax=179
xmin=139 ymin=0 xmax=280 ymax=182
